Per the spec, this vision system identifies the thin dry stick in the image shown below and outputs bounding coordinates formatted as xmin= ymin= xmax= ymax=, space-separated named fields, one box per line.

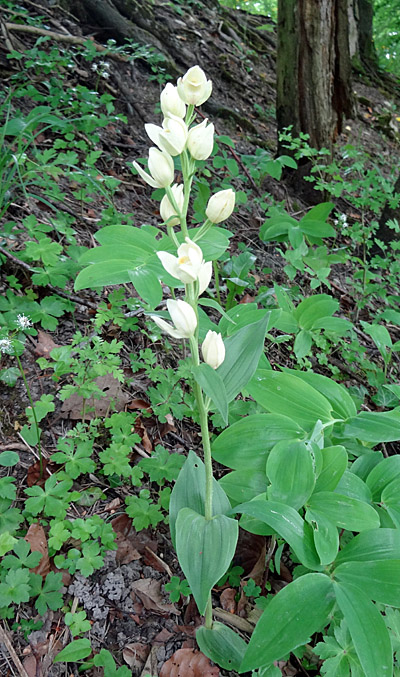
xmin=0 ymin=625 xmax=30 ymax=677
xmin=4 ymin=22 xmax=129 ymax=62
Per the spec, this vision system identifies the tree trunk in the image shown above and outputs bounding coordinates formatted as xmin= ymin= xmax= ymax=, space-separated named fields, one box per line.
xmin=348 ymin=0 xmax=378 ymax=73
xmin=372 ymin=173 xmax=400 ymax=254
xmin=276 ymin=0 xmax=355 ymax=154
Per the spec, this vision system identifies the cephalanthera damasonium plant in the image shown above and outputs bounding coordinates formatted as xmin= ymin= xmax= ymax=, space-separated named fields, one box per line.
xmin=76 ymin=65 xmax=400 ymax=676
xmin=132 ymin=66 xmax=240 ymax=631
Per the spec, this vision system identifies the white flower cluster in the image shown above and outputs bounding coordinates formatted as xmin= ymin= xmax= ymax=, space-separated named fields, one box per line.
xmin=141 ymin=66 xmax=229 ymax=370
xmin=132 ymin=65 xmax=235 ymax=225
xmin=0 ymin=337 xmax=13 ymax=355
xmin=16 ymin=314 xmax=32 ymax=330
xmin=91 ymin=60 xmax=111 ymax=79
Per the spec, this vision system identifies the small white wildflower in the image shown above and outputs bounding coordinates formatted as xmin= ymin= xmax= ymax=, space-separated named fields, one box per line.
xmin=91 ymin=63 xmax=98 ymax=72
xmin=102 ymin=71 xmax=110 ymax=79
xmin=0 ymin=338 xmax=13 ymax=354
xmin=16 ymin=314 xmax=32 ymax=330
xmin=100 ymin=60 xmax=110 ymax=69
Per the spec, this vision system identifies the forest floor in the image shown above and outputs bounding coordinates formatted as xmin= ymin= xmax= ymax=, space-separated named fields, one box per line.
xmin=0 ymin=1 xmax=400 ymax=676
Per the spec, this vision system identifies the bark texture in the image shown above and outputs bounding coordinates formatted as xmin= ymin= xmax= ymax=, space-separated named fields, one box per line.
xmin=372 ymin=173 xmax=400 ymax=253
xmin=276 ymin=0 xmax=355 ymax=153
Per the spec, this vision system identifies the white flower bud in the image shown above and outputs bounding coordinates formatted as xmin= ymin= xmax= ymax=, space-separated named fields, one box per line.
xmin=202 ymin=330 xmax=225 ymax=369
xmin=205 ymin=188 xmax=235 ymax=224
xmin=151 ymin=299 xmax=197 ymax=339
xmin=160 ymin=83 xmax=186 ymax=118
xmin=159 ymin=183 xmax=184 ymax=226
xmin=187 ymin=119 xmax=214 ymax=161
xmin=133 ymin=147 xmax=174 ymax=189
xmin=145 ymin=116 xmax=188 ymax=157
xmin=177 ymin=65 xmax=212 ymax=106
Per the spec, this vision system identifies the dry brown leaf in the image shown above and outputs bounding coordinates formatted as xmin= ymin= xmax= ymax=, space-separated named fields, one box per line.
xmin=143 ymin=546 xmax=172 ymax=575
xmin=123 ymin=642 xmax=149 ymax=670
xmin=26 ymin=459 xmax=51 ymax=488
xmin=160 ymin=648 xmax=220 ymax=677
xmin=111 ymin=515 xmax=157 ymax=565
xmin=34 ymin=330 xmax=60 ymax=358
xmin=140 ymin=645 xmax=159 ymax=677
xmin=153 ymin=628 xmax=174 ymax=644
xmin=220 ymin=588 xmax=237 ymax=614
xmin=22 ymin=654 xmax=39 ymax=677
xmin=128 ymin=398 xmax=153 ymax=414
xmin=131 ymin=579 xmax=179 ymax=616
xmin=234 ymin=530 xmax=266 ymax=578
xmin=61 ymin=374 xmax=131 ymax=420
xmin=25 ymin=523 xmax=50 ymax=577
xmin=135 ymin=416 xmax=153 ymax=453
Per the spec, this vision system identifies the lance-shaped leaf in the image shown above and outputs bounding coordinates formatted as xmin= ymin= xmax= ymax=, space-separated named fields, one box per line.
xmin=175 ymin=508 xmax=238 ymax=616
xmin=212 ymin=413 xmax=305 ymax=472
xmin=333 ymin=581 xmax=393 ymax=677
xmin=335 ymin=560 xmax=400 ymax=607
xmin=335 ymin=528 xmax=400 ymax=565
xmin=169 ymin=451 xmax=231 ymax=548
xmin=196 ymin=621 xmax=247 ymax=672
xmin=306 ymin=492 xmax=380 ymax=532
xmin=192 ymin=363 xmax=228 ymax=426
xmin=266 ymin=440 xmax=315 ymax=510
xmin=216 ymin=313 xmax=270 ymax=402
xmin=240 ymin=574 xmax=334 ymax=672
xmin=233 ymin=499 xmax=321 ymax=570
xmin=247 ymin=370 xmax=333 ymax=430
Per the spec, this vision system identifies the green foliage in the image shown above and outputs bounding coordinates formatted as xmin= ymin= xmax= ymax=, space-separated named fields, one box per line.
xmin=164 ymin=576 xmax=191 ymax=602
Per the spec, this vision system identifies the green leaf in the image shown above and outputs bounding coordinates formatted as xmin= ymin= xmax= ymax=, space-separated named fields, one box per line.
xmin=192 ymin=363 xmax=228 ymax=426
xmin=306 ymin=492 xmax=380 ymax=532
xmin=381 ymin=478 xmax=400 ymax=527
xmin=240 ymin=574 xmax=334 ymax=672
xmin=0 ymin=451 xmax=19 ymax=467
xmin=127 ymin=267 xmax=162 ymax=307
xmin=54 ymin=638 xmax=92 ymax=663
xmin=75 ymin=259 xmax=146 ymax=289
xmin=335 ymin=560 xmax=400 ymax=607
xmin=314 ymin=446 xmax=348 ymax=493
xmin=333 ymin=581 xmax=392 ymax=677
xmin=334 ymin=471 xmax=372 ymax=503
xmin=0 ymin=532 xmax=17 ymax=556
xmin=306 ymin=510 xmax=339 ymax=565
xmin=282 ymin=369 xmax=356 ymax=419
xmin=335 ymin=529 xmax=400 ymax=565
xmin=293 ymin=329 xmax=312 ymax=358
xmin=219 ymin=469 xmax=267 ymax=505
xmin=212 ymin=413 xmax=305 ymax=472
xmin=366 ymin=456 xmax=400 ymax=501
xmin=233 ymin=499 xmax=321 ymax=570
xmin=344 ymin=410 xmax=400 ymax=443
xmin=0 ymin=568 xmax=31 ymax=606
xmin=196 ymin=621 xmax=247 ymax=672
xmin=169 ymin=451 xmax=231 ymax=548
xmin=216 ymin=313 xmax=270 ymax=402
xmin=293 ymin=294 xmax=339 ymax=330
xmin=175 ymin=508 xmax=238 ymax=615
xmin=247 ymin=370 xmax=333 ymax=429
xmin=95 ymin=225 xmax=157 ymax=251
xmin=266 ymin=440 xmax=315 ymax=509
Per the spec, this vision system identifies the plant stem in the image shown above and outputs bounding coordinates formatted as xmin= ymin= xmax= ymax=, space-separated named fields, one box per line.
xmin=16 ymin=353 xmax=43 ymax=478
xmin=213 ymin=261 xmax=222 ymax=307
xmin=188 ymin=333 xmax=214 ymax=629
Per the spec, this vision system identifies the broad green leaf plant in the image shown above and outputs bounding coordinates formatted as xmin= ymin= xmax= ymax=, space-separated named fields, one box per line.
xmin=76 ymin=66 xmax=400 ymax=676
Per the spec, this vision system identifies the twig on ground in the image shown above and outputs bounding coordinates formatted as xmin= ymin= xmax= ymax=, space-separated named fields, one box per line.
xmin=0 ymin=625 xmax=30 ymax=677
